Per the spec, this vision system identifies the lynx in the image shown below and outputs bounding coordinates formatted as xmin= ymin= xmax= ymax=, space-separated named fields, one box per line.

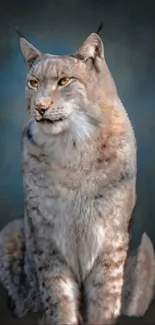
xmin=1 ymin=31 xmax=138 ymax=324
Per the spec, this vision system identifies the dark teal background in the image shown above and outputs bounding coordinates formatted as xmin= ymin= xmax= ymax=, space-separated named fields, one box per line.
xmin=0 ymin=0 xmax=155 ymax=248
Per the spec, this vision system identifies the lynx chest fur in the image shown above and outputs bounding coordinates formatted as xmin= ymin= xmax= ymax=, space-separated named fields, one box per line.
xmin=20 ymin=31 xmax=136 ymax=324
xmin=22 ymin=111 xmax=136 ymax=283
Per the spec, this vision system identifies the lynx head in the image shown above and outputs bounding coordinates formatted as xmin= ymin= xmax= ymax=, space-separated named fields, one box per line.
xmin=20 ymin=33 xmax=117 ymax=143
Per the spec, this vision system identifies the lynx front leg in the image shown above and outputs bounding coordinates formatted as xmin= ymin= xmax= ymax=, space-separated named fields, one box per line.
xmin=37 ymin=257 xmax=80 ymax=325
xmin=84 ymin=234 xmax=128 ymax=325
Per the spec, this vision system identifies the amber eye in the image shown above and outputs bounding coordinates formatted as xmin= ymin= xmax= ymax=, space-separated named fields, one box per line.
xmin=58 ymin=77 xmax=69 ymax=86
xmin=29 ymin=80 xmax=38 ymax=88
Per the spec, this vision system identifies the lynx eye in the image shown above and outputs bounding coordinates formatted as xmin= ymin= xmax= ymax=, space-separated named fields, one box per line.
xmin=58 ymin=77 xmax=70 ymax=86
xmin=29 ymin=80 xmax=38 ymax=88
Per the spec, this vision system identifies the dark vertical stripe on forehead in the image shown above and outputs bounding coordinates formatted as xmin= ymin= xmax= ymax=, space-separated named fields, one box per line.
xmin=44 ymin=57 xmax=56 ymax=78
xmin=40 ymin=56 xmax=52 ymax=78
xmin=33 ymin=55 xmax=60 ymax=80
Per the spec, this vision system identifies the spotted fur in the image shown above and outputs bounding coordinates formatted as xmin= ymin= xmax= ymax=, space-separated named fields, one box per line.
xmin=0 ymin=220 xmax=155 ymax=320
xmin=1 ymin=32 xmax=138 ymax=324
xmin=0 ymin=219 xmax=42 ymax=317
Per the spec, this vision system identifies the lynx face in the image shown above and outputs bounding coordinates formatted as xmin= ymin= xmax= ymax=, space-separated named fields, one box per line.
xmin=20 ymin=33 xmax=116 ymax=143
xmin=26 ymin=54 xmax=96 ymax=140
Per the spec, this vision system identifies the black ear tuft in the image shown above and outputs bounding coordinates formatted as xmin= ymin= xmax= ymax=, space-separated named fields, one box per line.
xmin=15 ymin=25 xmax=24 ymax=39
xmin=96 ymin=22 xmax=104 ymax=35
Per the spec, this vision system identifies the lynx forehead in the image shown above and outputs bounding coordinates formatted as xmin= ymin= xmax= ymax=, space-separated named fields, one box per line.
xmin=21 ymin=33 xmax=117 ymax=143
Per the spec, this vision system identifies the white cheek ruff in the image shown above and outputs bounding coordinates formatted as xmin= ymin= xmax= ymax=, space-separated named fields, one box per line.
xmin=69 ymin=110 xmax=96 ymax=140
xmin=25 ymin=98 xmax=96 ymax=141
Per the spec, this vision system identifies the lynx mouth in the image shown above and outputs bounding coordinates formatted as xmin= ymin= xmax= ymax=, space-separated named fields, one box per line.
xmin=37 ymin=117 xmax=65 ymax=124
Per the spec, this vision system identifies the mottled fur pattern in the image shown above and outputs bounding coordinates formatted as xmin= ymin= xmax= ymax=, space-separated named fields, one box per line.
xmin=1 ymin=32 xmax=138 ymax=324
xmin=0 ymin=219 xmax=42 ymax=317
xmin=0 ymin=220 xmax=155 ymax=319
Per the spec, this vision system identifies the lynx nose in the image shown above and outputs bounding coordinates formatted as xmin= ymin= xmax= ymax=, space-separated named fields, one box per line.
xmin=35 ymin=104 xmax=48 ymax=117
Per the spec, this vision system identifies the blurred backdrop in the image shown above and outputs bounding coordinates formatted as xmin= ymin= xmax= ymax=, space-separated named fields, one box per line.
xmin=0 ymin=0 xmax=155 ymax=248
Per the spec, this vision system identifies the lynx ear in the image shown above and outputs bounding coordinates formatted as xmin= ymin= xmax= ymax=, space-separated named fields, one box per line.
xmin=74 ymin=33 xmax=104 ymax=66
xmin=20 ymin=38 xmax=42 ymax=67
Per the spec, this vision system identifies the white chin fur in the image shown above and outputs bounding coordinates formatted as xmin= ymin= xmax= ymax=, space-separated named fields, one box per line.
xmin=27 ymin=117 xmax=69 ymax=141
xmin=40 ymin=119 xmax=69 ymax=135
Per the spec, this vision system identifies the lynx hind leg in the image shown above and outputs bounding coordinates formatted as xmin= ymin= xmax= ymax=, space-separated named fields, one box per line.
xmin=0 ymin=219 xmax=24 ymax=315
xmin=0 ymin=219 xmax=41 ymax=317
xmin=122 ymin=232 xmax=155 ymax=317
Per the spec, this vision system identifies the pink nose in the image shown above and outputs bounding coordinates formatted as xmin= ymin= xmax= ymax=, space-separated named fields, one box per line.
xmin=35 ymin=104 xmax=49 ymax=117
